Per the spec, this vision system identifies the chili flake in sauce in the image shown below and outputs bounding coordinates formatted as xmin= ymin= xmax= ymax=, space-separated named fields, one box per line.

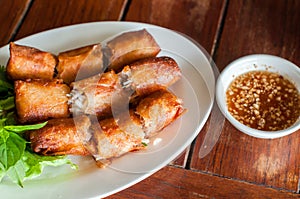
xmin=226 ymin=70 xmax=300 ymax=131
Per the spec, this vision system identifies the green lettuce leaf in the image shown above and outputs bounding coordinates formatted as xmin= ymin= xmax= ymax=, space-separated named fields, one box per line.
xmin=0 ymin=66 xmax=77 ymax=187
xmin=4 ymin=151 xmax=77 ymax=187
xmin=6 ymin=159 xmax=26 ymax=187
xmin=0 ymin=123 xmax=77 ymax=187
xmin=0 ymin=65 xmax=13 ymax=98
xmin=22 ymin=151 xmax=77 ymax=180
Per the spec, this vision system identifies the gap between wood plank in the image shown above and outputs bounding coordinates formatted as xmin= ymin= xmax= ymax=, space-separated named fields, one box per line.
xmin=185 ymin=0 xmax=229 ymax=170
xmin=210 ymin=0 xmax=229 ymax=59
xmin=9 ymin=0 xmax=34 ymax=42
xmin=188 ymin=167 xmax=300 ymax=195
xmin=119 ymin=0 xmax=132 ymax=21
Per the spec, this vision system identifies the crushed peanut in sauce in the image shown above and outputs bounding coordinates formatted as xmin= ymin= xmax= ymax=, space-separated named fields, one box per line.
xmin=226 ymin=70 xmax=300 ymax=131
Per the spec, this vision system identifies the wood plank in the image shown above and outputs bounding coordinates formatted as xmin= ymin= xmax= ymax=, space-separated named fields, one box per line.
xmin=14 ymin=0 xmax=127 ymax=40
xmin=105 ymin=166 xmax=300 ymax=198
xmin=125 ymin=0 xmax=226 ymax=55
xmin=0 ymin=0 xmax=31 ymax=46
xmin=193 ymin=124 xmax=300 ymax=192
xmin=214 ymin=0 xmax=300 ymax=69
xmin=125 ymin=0 xmax=226 ymax=167
xmin=191 ymin=0 xmax=300 ymax=192
xmin=169 ymin=147 xmax=190 ymax=168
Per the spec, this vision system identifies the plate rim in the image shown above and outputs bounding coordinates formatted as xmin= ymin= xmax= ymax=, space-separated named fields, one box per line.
xmin=0 ymin=21 xmax=215 ymax=199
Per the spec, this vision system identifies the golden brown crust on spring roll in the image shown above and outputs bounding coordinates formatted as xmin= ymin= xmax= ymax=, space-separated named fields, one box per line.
xmin=6 ymin=42 xmax=56 ymax=80
xmin=56 ymin=44 xmax=103 ymax=84
xmin=84 ymin=90 xmax=185 ymax=160
xmin=30 ymin=116 xmax=91 ymax=155
xmin=15 ymin=79 xmax=70 ymax=123
xmin=136 ymin=90 xmax=185 ymax=138
xmin=69 ymin=56 xmax=181 ymax=118
xmin=29 ymin=90 xmax=185 ymax=160
xmin=105 ymin=29 xmax=161 ymax=72
xmin=69 ymin=70 xmax=120 ymax=117
xmin=127 ymin=56 xmax=182 ymax=96
xmin=87 ymin=111 xmax=145 ymax=159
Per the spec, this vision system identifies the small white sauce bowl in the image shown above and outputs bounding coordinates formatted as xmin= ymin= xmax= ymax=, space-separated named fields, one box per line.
xmin=216 ymin=54 xmax=300 ymax=139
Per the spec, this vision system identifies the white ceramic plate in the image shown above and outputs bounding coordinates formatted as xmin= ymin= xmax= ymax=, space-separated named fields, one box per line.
xmin=0 ymin=22 xmax=215 ymax=199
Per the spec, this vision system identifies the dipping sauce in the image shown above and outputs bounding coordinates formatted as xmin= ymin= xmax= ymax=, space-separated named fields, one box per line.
xmin=226 ymin=70 xmax=300 ymax=131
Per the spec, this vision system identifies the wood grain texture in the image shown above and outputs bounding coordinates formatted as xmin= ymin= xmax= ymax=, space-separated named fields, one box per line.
xmin=192 ymin=123 xmax=300 ymax=192
xmin=14 ymin=0 xmax=127 ymax=40
xmin=105 ymin=166 xmax=300 ymax=198
xmin=191 ymin=0 xmax=300 ymax=192
xmin=169 ymin=147 xmax=190 ymax=168
xmin=0 ymin=0 xmax=31 ymax=46
xmin=125 ymin=0 xmax=226 ymax=54
xmin=214 ymin=0 xmax=300 ymax=69
xmin=1 ymin=0 xmax=298 ymax=197
xmin=125 ymin=0 xmax=226 ymax=168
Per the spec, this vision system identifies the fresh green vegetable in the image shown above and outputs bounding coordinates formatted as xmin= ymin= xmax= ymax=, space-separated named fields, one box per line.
xmin=141 ymin=142 xmax=148 ymax=147
xmin=4 ymin=122 xmax=48 ymax=133
xmin=0 ymin=66 xmax=77 ymax=187
xmin=0 ymin=65 xmax=13 ymax=98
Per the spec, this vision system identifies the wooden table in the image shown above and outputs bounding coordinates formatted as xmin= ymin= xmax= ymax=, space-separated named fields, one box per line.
xmin=1 ymin=0 xmax=299 ymax=198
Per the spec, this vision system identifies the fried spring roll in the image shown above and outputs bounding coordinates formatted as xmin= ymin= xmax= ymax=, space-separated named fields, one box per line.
xmin=29 ymin=90 xmax=185 ymax=160
xmin=69 ymin=70 xmax=120 ymax=117
xmin=88 ymin=90 xmax=185 ymax=160
xmin=105 ymin=29 xmax=161 ymax=72
xmin=6 ymin=42 xmax=56 ymax=80
xmin=135 ymin=89 xmax=185 ymax=138
xmin=87 ymin=111 xmax=145 ymax=159
xmin=56 ymin=44 xmax=104 ymax=84
xmin=15 ymin=79 xmax=70 ymax=123
xmin=69 ymin=56 xmax=181 ymax=117
xmin=30 ymin=116 xmax=91 ymax=155
xmin=122 ymin=56 xmax=182 ymax=96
